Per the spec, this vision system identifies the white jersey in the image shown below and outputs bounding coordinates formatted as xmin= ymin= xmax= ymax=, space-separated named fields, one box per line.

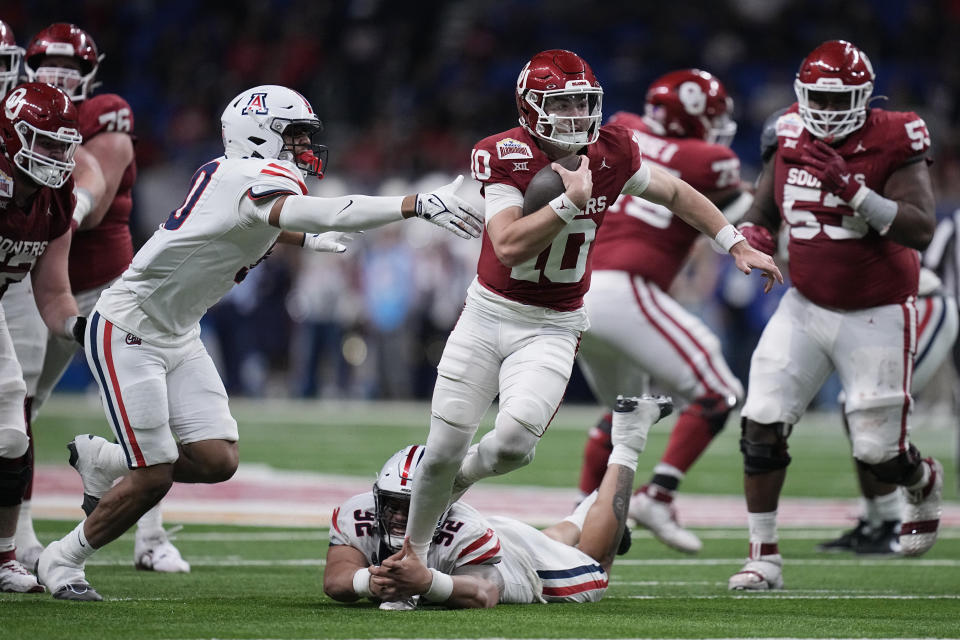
xmin=329 ymin=492 xmax=608 ymax=604
xmin=95 ymin=156 xmax=308 ymax=346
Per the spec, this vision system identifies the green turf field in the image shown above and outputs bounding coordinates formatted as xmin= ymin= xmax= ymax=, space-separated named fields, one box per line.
xmin=4 ymin=396 xmax=959 ymax=639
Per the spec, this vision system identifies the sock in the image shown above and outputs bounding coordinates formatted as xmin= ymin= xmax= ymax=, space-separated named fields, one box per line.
xmin=651 ymin=465 xmax=683 ymax=492
xmin=0 ymin=535 xmax=14 ymax=554
xmin=873 ymin=489 xmax=902 ymax=522
xmin=660 ymin=410 xmax=715 ymax=472
xmin=137 ymin=503 xmax=164 ymax=535
xmin=15 ymin=501 xmax=41 ymax=548
xmin=578 ymin=415 xmax=612 ymax=495
xmin=23 ymin=401 xmax=33 ymax=501
xmin=98 ymin=441 xmax=130 ymax=482
xmin=59 ymin=521 xmax=97 ymax=564
xmin=562 ymin=490 xmax=598 ymax=531
xmin=747 ymin=510 xmax=778 ymax=547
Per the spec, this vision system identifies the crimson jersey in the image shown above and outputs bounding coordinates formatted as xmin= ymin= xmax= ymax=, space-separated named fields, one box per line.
xmin=470 ymin=125 xmax=643 ymax=311
xmin=772 ymin=105 xmax=929 ymax=309
xmin=591 ymin=112 xmax=740 ymax=290
xmin=69 ymin=93 xmax=136 ymax=292
xmin=0 ymin=155 xmax=74 ymax=298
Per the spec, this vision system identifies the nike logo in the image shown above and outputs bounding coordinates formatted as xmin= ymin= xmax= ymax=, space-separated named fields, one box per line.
xmin=78 ymin=532 xmax=86 ymax=547
xmin=337 ymin=199 xmax=354 ymax=215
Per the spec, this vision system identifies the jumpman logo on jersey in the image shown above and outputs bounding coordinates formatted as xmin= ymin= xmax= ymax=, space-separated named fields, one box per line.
xmin=599 ymin=157 xmax=611 ymax=170
xmin=853 ymin=141 xmax=866 ymax=153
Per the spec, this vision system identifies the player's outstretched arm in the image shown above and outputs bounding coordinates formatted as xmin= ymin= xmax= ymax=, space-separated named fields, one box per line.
xmin=77 ymin=131 xmax=135 ymax=230
xmin=642 ymin=164 xmax=783 ymax=292
xmin=370 ymin=538 xmax=499 ymax=609
xmin=31 ymin=230 xmax=81 ymax=340
xmin=265 ymin=176 xmax=482 ymax=239
xmin=275 ymin=230 xmax=359 ymax=254
xmin=323 ymin=543 xmax=377 ymax=603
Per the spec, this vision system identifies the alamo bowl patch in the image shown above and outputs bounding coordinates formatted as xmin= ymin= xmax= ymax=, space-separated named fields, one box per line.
xmin=496 ymin=137 xmax=533 ymax=160
xmin=776 ymin=112 xmax=805 ymax=138
xmin=0 ymin=169 xmax=13 ymax=199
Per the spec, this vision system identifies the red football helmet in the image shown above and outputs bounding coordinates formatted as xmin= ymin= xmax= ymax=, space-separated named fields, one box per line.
xmin=24 ymin=23 xmax=101 ymax=102
xmin=643 ymin=69 xmax=737 ymax=146
xmin=515 ymin=49 xmax=603 ymax=152
xmin=0 ymin=20 xmax=24 ymax=98
xmin=794 ymin=40 xmax=874 ymax=140
xmin=0 ymin=82 xmax=81 ymax=188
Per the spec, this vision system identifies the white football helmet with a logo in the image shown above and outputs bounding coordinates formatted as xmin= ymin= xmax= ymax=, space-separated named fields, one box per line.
xmin=220 ymin=85 xmax=327 ymax=177
xmin=373 ymin=445 xmax=451 ymax=552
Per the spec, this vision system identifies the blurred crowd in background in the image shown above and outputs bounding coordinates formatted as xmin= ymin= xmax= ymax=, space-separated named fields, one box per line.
xmin=4 ymin=0 xmax=959 ymax=404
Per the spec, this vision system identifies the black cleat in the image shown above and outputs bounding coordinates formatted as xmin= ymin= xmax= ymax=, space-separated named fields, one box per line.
xmin=52 ymin=583 xmax=103 ymax=601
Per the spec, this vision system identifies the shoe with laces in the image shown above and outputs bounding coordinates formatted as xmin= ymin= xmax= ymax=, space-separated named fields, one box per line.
xmin=135 ymin=528 xmax=191 ymax=573
xmin=816 ymin=518 xmax=869 ymax=553
xmin=67 ymin=434 xmax=119 ymax=516
xmin=379 ymin=595 xmax=420 ymax=610
xmin=900 ymin=457 xmax=943 ymax=557
xmin=629 ymin=487 xmax=702 ymax=553
xmin=37 ymin=540 xmax=102 ymax=601
xmin=0 ymin=557 xmax=45 ymax=593
xmin=728 ymin=549 xmax=784 ymax=590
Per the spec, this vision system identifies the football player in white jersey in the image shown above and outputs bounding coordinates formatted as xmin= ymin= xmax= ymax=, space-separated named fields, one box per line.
xmin=36 ymin=84 xmax=483 ymax=601
xmin=325 ymin=395 xmax=672 ymax=609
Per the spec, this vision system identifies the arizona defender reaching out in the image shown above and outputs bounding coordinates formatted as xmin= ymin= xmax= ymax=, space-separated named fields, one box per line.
xmin=36 ymin=84 xmax=482 ymax=601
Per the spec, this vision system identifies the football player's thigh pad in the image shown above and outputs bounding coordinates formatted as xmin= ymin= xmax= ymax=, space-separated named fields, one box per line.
xmin=167 ymin=343 xmax=238 ymax=444
xmin=499 ymin=330 xmax=577 ymax=437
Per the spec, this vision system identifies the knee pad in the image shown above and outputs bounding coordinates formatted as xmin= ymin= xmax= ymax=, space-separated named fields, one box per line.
xmin=499 ymin=395 xmax=552 ymax=438
xmin=739 ymin=418 xmax=792 ymax=475
xmin=432 ymin=378 xmax=489 ymax=429
xmin=0 ymin=456 xmax=30 ymax=506
xmin=0 ymin=426 xmax=29 ymax=459
xmin=861 ymin=445 xmax=922 ymax=485
xmin=490 ymin=413 xmax=540 ymax=464
xmin=687 ymin=392 xmax=736 ymax=435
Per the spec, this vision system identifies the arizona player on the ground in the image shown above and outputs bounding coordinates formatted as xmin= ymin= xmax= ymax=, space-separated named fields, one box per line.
xmin=36 ymin=83 xmax=481 ymax=601
xmin=729 ymin=40 xmax=943 ymax=590
xmin=404 ymin=49 xmax=781 ymax=571
xmin=325 ymin=395 xmax=671 ymax=609
xmin=0 ymin=82 xmax=84 ymax=594
xmin=575 ymin=69 xmax=750 ymax=554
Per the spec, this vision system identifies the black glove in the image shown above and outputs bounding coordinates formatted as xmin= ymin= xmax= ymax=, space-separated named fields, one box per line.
xmin=70 ymin=316 xmax=87 ymax=347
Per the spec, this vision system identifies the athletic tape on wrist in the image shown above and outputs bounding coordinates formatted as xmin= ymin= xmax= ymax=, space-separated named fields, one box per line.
xmin=352 ymin=567 xmax=372 ymax=598
xmin=424 ymin=568 xmax=454 ymax=602
xmin=849 ymin=185 xmax=897 ymax=235
xmin=72 ymin=187 xmax=94 ymax=225
xmin=714 ymin=224 xmax=746 ymax=253
xmin=548 ymin=193 xmax=582 ymax=224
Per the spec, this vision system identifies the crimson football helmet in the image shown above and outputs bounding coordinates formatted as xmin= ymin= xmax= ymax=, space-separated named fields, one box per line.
xmin=372 ymin=445 xmax=447 ymax=552
xmin=643 ymin=69 xmax=737 ymax=146
xmin=516 ymin=49 xmax=603 ymax=152
xmin=0 ymin=82 xmax=81 ymax=188
xmin=24 ymin=23 xmax=101 ymax=102
xmin=0 ymin=20 xmax=24 ymax=98
xmin=794 ymin=40 xmax=874 ymax=141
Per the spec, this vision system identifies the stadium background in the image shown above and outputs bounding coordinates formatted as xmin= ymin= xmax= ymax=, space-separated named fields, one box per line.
xmin=3 ymin=0 xmax=959 ymax=406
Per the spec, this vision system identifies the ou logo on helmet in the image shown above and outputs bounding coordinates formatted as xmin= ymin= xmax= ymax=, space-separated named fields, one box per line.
xmin=678 ymin=81 xmax=706 ymax=115
xmin=4 ymin=87 xmax=28 ymax=120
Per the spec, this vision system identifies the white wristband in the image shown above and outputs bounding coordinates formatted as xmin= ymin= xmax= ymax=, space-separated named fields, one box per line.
xmin=352 ymin=567 xmax=372 ymax=598
xmin=548 ymin=193 xmax=582 ymax=224
xmin=73 ymin=187 xmax=94 ymax=226
xmin=608 ymin=444 xmax=640 ymax=470
xmin=714 ymin=223 xmax=746 ymax=253
xmin=424 ymin=568 xmax=454 ymax=602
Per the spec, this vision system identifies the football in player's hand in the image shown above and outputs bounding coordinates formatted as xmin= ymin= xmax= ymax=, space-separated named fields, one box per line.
xmin=522 ymin=155 xmax=582 ymax=216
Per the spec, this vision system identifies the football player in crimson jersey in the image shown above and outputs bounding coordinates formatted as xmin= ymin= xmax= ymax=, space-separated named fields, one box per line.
xmin=575 ymin=69 xmax=751 ymax=554
xmin=0 ymin=20 xmax=23 ymax=96
xmin=36 ymin=84 xmax=481 ymax=601
xmin=404 ymin=49 xmax=782 ymax=566
xmin=0 ymin=82 xmax=84 ymax=594
xmin=326 ymin=396 xmax=671 ymax=609
xmin=2 ymin=22 xmax=194 ymax=575
xmin=728 ymin=40 xmax=943 ymax=590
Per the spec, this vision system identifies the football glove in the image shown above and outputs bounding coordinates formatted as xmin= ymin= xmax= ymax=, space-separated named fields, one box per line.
xmin=302 ymin=231 xmax=360 ymax=254
xmin=737 ymin=222 xmax=777 ymax=256
xmin=414 ymin=175 xmax=483 ymax=239
xmin=800 ymin=140 xmax=861 ymax=202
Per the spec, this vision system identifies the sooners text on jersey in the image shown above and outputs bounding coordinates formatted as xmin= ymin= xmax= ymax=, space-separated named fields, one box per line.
xmin=69 ymin=93 xmax=136 ymax=292
xmin=592 ymin=111 xmax=740 ymax=290
xmin=470 ymin=124 xmax=643 ymax=311
xmin=774 ymin=105 xmax=929 ymax=309
xmin=0 ymin=155 xmax=73 ymax=298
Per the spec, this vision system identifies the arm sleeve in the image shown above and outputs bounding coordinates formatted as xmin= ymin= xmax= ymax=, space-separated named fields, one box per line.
xmin=483 ymin=182 xmax=523 ymax=226
xmin=249 ymin=193 xmax=406 ymax=232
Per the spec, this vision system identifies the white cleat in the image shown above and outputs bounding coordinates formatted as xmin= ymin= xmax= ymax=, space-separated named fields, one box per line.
xmin=379 ymin=595 xmax=420 ymax=610
xmin=629 ymin=489 xmax=702 ymax=553
xmin=611 ymin=395 xmax=673 ymax=453
xmin=135 ymin=529 xmax=191 ymax=573
xmin=67 ymin=434 xmax=118 ymax=516
xmin=728 ymin=554 xmax=784 ymax=590
xmin=900 ymin=457 xmax=943 ymax=557
xmin=14 ymin=543 xmax=44 ymax=575
xmin=37 ymin=540 xmax=102 ymax=601
xmin=0 ymin=558 xmax=45 ymax=593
